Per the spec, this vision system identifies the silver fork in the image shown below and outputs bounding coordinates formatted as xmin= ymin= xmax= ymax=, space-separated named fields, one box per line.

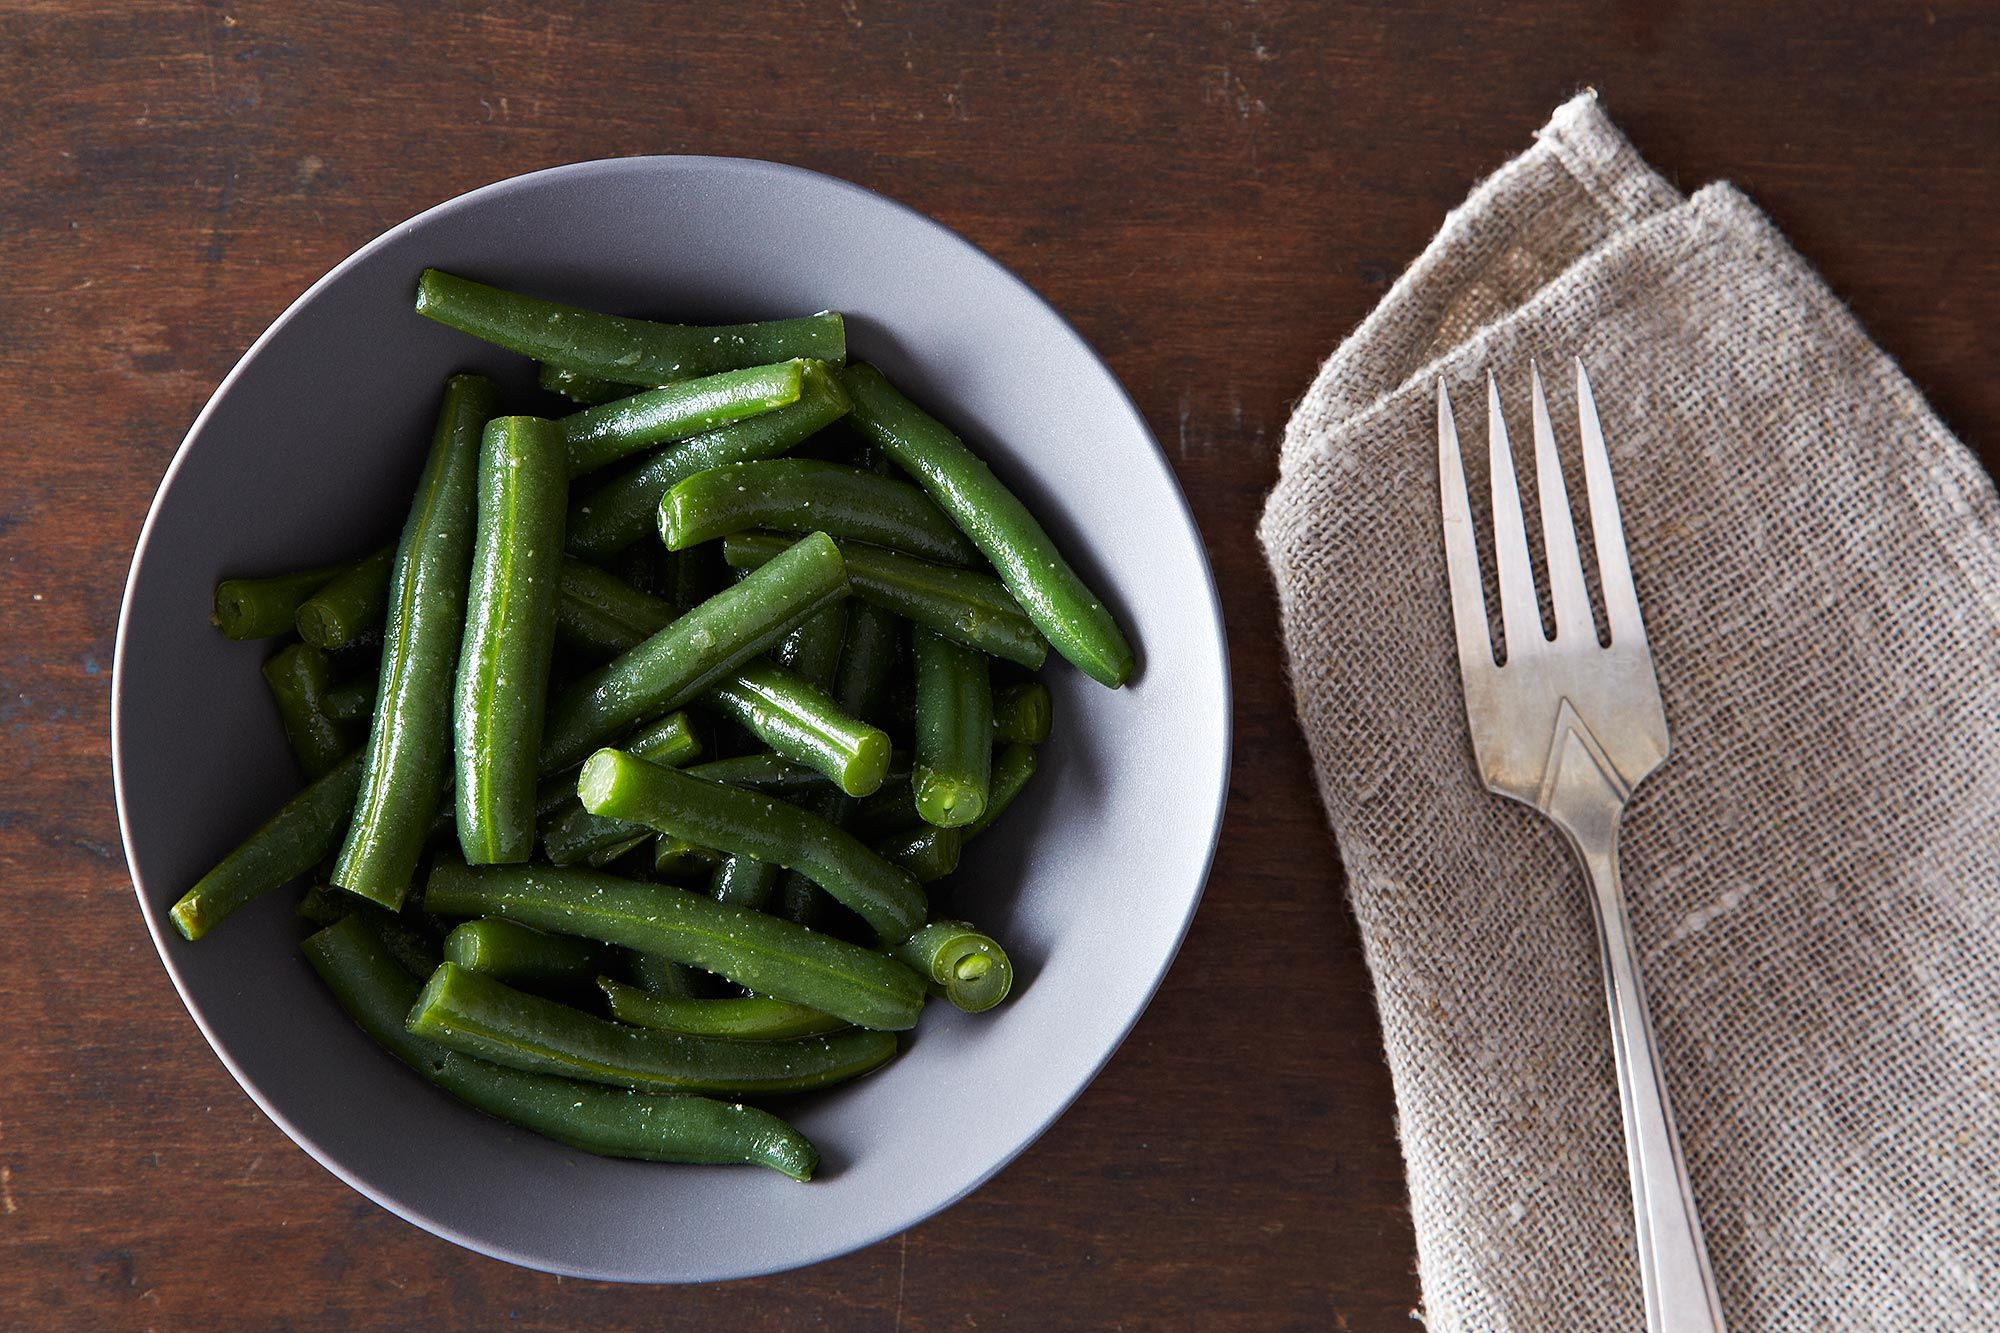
xmin=1437 ymin=362 xmax=1727 ymax=1333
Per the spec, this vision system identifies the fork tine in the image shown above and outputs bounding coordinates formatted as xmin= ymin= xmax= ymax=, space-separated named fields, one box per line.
xmin=1437 ymin=381 xmax=1495 ymax=670
xmin=1486 ymin=371 xmax=1544 ymax=660
xmin=1574 ymin=359 xmax=1648 ymax=646
xmin=1529 ymin=362 xmax=1596 ymax=642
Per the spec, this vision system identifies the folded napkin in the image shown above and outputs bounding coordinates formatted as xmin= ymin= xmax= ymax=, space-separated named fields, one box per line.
xmin=1261 ymin=92 xmax=2000 ymax=1329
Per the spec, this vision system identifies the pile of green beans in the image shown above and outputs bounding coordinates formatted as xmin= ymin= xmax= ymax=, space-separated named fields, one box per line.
xmin=171 ymin=270 xmax=1130 ymax=1180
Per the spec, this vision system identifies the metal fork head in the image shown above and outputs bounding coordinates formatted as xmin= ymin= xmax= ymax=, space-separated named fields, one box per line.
xmin=1437 ymin=360 xmax=1669 ymax=816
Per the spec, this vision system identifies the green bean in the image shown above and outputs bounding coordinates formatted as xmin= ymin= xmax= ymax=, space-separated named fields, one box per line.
xmin=851 ymin=774 xmax=921 ymax=837
xmin=296 ymin=883 xmax=348 ymax=928
xmin=565 ymin=361 xmax=853 ymax=562
xmin=422 ymin=862 xmax=925 ymax=1031
xmin=170 ymin=749 xmax=364 ymax=941
xmin=891 ymin=920 xmax=1014 ymax=1013
xmin=211 ymin=558 xmax=352 ymax=640
xmin=991 ymin=681 xmax=1051 ymax=745
xmin=661 ymin=460 xmax=978 ymax=565
xmin=297 ymin=884 xmax=442 ymax=978
xmin=538 ymin=711 xmax=701 ymax=867
xmin=621 ymin=711 xmax=704 ymax=767
xmin=775 ymin=601 xmax=848 ymax=693
xmin=684 ymin=753 xmax=834 ymax=798
xmin=295 ymin=546 xmax=395 ymax=651
xmin=651 ymin=835 xmax=722 ymax=879
xmin=261 ymin=642 xmax=352 ymax=778
xmin=723 ymin=531 xmax=1046 ymax=669
xmin=578 ymin=749 xmax=926 ymax=945
xmin=454 ymin=417 xmax=567 ymax=865
xmin=842 ymin=363 xmax=1134 ymax=687
xmin=597 ymin=979 xmax=845 ymax=1041
xmin=911 ymin=629 xmax=991 ymax=828
xmin=552 ymin=558 xmax=673 ymax=660
xmin=539 ymin=531 xmax=848 ymax=773
xmin=561 ymin=361 xmax=808 ymax=479
xmin=409 ymin=962 xmax=895 ymax=1096
xmin=831 ymin=599 xmax=901 ymax=728
xmin=322 ymin=677 xmax=376 ymax=724
xmin=303 ymin=917 xmax=818 ymax=1178
xmin=708 ymin=853 xmax=782 ymax=910
xmin=622 ymin=947 xmax=710 ymax=999
xmin=443 ymin=918 xmax=606 ymax=995
xmin=538 ymin=361 xmax=635 ymax=405
xmin=966 ymin=742 xmax=1038 ymax=839
xmin=876 ymin=824 xmax=962 ymax=883
xmin=331 ymin=375 xmax=496 ymax=907
xmin=775 ymin=873 xmax=831 ymax=931
xmin=703 ymin=661 xmax=891 ymax=798
xmin=415 ymin=269 xmax=846 ymax=385
xmin=857 ymin=742 xmax=1036 ymax=840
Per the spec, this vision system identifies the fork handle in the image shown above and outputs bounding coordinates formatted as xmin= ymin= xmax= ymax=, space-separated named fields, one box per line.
xmin=1565 ymin=824 xmax=1729 ymax=1332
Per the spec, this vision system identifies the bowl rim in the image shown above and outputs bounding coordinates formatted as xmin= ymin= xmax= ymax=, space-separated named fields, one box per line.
xmin=112 ymin=153 xmax=1233 ymax=1281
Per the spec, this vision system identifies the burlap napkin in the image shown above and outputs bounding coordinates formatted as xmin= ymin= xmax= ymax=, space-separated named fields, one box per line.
xmin=1260 ymin=92 xmax=2000 ymax=1329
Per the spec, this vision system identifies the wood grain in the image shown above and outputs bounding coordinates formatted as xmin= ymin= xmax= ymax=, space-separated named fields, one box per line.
xmin=0 ymin=1 xmax=1992 ymax=1326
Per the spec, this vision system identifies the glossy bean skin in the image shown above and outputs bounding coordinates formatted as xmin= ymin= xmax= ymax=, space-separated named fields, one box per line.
xmin=538 ymin=532 xmax=848 ymax=773
xmin=890 ymin=920 xmax=1015 ymax=1013
xmin=842 ymin=363 xmax=1134 ymax=687
xmin=858 ymin=741 xmax=1037 ymax=841
xmin=991 ymin=681 xmax=1052 ymax=745
xmin=708 ymin=601 xmax=854 ymax=911
xmin=661 ymin=459 xmax=977 ymax=565
xmin=577 ymin=748 xmax=927 ymax=945
xmin=537 ymin=361 xmax=633 ymax=405
xmin=560 ymin=361 xmax=807 ymax=478
xmin=211 ymin=558 xmax=352 ymax=640
xmin=652 ymin=835 xmax=723 ymax=879
xmin=683 ymin=753 xmax=835 ymax=798
xmin=415 ymin=269 xmax=846 ymax=385
xmin=708 ymin=853 xmax=782 ymax=910
xmin=295 ymin=546 xmax=395 ymax=651
xmin=876 ymin=824 xmax=963 ymax=883
xmin=911 ymin=629 xmax=991 ymax=828
xmin=322 ymin=677 xmax=376 ymax=724
xmin=774 ymin=601 xmax=849 ymax=693
xmin=443 ymin=918 xmax=607 ymax=995
xmin=407 ymin=962 xmax=897 ymax=1097
xmin=597 ymin=978 xmax=845 ymax=1041
xmin=455 ymin=416 xmax=568 ymax=865
xmin=537 ymin=711 xmax=702 ymax=867
xmin=423 ymin=862 xmax=926 ymax=1031
xmin=169 ymin=749 xmax=365 ymax=941
xmin=303 ymin=916 xmax=818 ymax=1179
xmin=702 ymin=661 xmax=892 ymax=798
xmin=333 ymin=374 xmax=498 ymax=909
xmin=831 ymin=599 xmax=901 ymax=728
xmin=566 ymin=361 xmax=852 ymax=562
xmin=723 ymin=531 xmax=1046 ymax=670
xmin=622 ymin=947 xmax=709 ymax=998
xmin=261 ymin=642 xmax=352 ymax=778
xmin=966 ymin=742 xmax=1039 ymax=840
xmin=548 ymin=564 xmax=892 ymax=800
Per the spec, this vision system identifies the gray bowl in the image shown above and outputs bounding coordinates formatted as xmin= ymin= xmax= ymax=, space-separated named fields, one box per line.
xmin=112 ymin=158 xmax=1230 ymax=1282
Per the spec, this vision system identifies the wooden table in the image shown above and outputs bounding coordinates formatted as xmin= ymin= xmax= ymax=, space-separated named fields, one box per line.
xmin=3 ymin=2 xmax=1992 ymax=1326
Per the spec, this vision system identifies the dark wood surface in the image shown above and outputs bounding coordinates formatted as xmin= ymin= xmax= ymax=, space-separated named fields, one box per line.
xmin=2 ymin=2 xmax=1993 ymax=1326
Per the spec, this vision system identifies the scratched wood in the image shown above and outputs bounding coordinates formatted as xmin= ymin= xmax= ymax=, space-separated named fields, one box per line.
xmin=1 ymin=1 xmax=1994 ymax=1327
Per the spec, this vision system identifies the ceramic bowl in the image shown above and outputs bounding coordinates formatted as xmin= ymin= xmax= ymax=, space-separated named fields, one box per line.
xmin=113 ymin=157 xmax=1229 ymax=1281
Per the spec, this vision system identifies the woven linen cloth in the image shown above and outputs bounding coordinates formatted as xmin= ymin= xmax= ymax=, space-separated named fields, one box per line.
xmin=1260 ymin=91 xmax=2000 ymax=1329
